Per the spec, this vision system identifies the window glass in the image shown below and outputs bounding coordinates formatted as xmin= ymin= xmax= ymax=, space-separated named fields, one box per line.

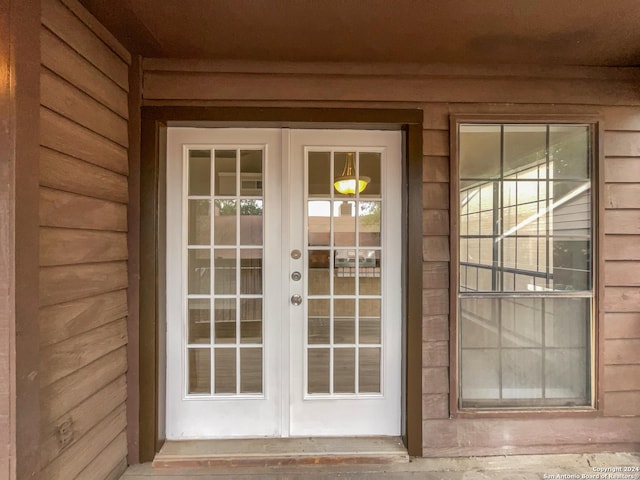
xmin=458 ymin=123 xmax=593 ymax=409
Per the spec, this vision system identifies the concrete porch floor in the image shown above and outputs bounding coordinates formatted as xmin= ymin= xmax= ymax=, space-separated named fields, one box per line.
xmin=121 ymin=452 xmax=640 ymax=479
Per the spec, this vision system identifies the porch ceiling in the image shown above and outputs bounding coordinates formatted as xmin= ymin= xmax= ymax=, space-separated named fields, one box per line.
xmin=79 ymin=0 xmax=640 ymax=66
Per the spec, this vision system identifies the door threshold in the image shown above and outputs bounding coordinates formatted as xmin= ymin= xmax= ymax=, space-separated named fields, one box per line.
xmin=153 ymin=437 xmax=409 ymax=468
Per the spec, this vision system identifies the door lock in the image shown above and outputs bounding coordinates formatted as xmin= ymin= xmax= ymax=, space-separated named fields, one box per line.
xmin=291 ymin=271 xmax=302 ymax=281
xmin=291 ymin=294 xmax=303 ymax=306
xmin=290 ymin=249 xmax=302 ymax=259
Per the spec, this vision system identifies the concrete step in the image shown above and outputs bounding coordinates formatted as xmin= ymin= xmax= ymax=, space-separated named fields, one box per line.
xmin=153 ymin=436 xmax=409 ymax=468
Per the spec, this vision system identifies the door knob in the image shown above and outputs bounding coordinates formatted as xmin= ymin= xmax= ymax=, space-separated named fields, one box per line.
xmin=291 ymin=294 xmax=303 ymax=306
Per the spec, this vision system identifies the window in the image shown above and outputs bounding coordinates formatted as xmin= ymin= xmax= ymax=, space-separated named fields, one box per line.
xmin=457 ymin=122 xmax=594 ymax=409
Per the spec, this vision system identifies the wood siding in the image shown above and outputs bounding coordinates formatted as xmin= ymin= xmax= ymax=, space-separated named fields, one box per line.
xmin=40 ymin=0 xmax=130 ymax=478
xmin=602 ymin=108 xmax=640 ymax=423
xmin=1 ymin=1 xmax=42 ymax=479
xmin=141 ymin=60 xmax=640 ymax=456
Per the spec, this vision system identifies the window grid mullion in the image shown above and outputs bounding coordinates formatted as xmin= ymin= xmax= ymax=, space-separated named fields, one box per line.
xmin=458 ymin=122 xmax=593 ymax=409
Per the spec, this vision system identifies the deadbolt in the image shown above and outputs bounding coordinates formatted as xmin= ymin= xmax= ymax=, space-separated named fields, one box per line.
xmin=291 ymin=271 xmax=302 ymax=281
xmin=291 ymin=294 xmax=303 ymax=306
xmin=291 ymin=249 xmax=302 ymax=260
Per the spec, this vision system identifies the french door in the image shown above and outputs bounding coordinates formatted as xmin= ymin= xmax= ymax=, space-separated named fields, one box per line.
xmin=166 ymin=128 xmax=402 ymax=439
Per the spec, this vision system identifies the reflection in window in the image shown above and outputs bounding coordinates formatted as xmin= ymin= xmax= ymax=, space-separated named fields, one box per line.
xmin=458 ymin=123 xmax=593 ymax=409
xmin=306 ymin=149 xmax=383 ymax=395
xmin=185 ymin=147 xmax=264 ymax=396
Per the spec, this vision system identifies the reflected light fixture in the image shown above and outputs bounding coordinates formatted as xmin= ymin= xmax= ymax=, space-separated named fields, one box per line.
xmin=333 ymin=152 xmax=370 ymax=195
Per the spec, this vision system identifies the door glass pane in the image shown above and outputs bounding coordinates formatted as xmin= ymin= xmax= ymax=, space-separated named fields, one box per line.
xmin=333 ymin=201 xmax=355 ymax=246
xmin=188 ymin=150 xmax=211 ymax=196
xmin=359 ymin=299 xmax=380 ymax=344
xmin=240 ymin=298 xmax=262 ymax=343
xmin=188 ymin=249 xmax=210 ymax=294
xmin=188 ymin=348 xmax=211 ymax=394
xmin=359 ymin=348 xmax=381 ymax=393
xmin=359 ymin=152 xmax=381 ymax=197
xmin=215 ymin=150 xmax=236 ymax=196
xmin=240 ymin=150 xmax=263 ymax=196
xmin=214 ymin=348 xmax=236 ymax=394
xmin=188 ymin=200 xmax=210 ymax=245
xmin=359 ymin=250 xmax=381 ymax=295
xmin=334 ymin=249 xmax=355 ymax=295
xmin=334 ymin=299 xmax=355 ymax=344
xmin=240 ymin=200 xmax=263 ymax=245
xmin=214 ymin=249 xmax=236 ymax=294
xmin=308 ymin=201 xmax=330 ymax=246
xmin=334 ymin=348 xmax=355 ymax=393
xmin=334 ymin=152 xmax=356 ymax=198
xmin=308 ymin=299 xmax=330 ymax=344
xmin=308 ymin=250 xmax=330 ymax=295
xmin=188 ymin=298 xmax=210 ymax=344
xmin=185 ymin=142 xmax=265 ymax=398
xmin=359 ymin=201 xmax=381 ymax=246
xmin=214 ymin=298 xmax=236 ymax=344
xmin=308 ymin=151 xmax=331 ymax=196
xmin=240 ymin=249 xmax=262 ymax=294
xmin=306 ymin=147 xmax=387 ymax=398
xmin=240 ymin=348 xmax=262 ymax=393
xmin=214 ymin=200 xmax=236 ymax=245
xmin=308 ymin=348 xmax=330 ymax=394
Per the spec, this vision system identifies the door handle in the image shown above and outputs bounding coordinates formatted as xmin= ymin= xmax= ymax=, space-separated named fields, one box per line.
xmin=291 ymin=294 xmax=303 ymax=306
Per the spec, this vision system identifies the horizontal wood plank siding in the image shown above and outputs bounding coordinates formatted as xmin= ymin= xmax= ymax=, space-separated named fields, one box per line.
xmin=40 ymin=68 xmax=128 ymax=147
xmin=74 ymin=431 xmax=128 ymax=480
xmin=39 ymin=318 xmax=128 ymax=387
xmin=40 ymin=347 xmax=127 ymax=427
xmin=141 ymin=60 xmax=640 ymax=456
xmin=422 ymin=417 xmax=640 ymax=456
xmin=41 ymin=0 xmax=129 ymax=88
xmin=143 ymin=70 xmax=640 ymax=106
xmin=40 ymin=0 xmax=129 ymax=477
xmin=40 ymin=228 xmax=128 ymax=267
xmin=40 ymin=148 xmax=128 ymax=204
xmin=40 ymin=290 xmax=128 ymax=347
xmin=40 ymin=108 xmax=128 ymax=175
xmin=39 ymin=187 xmax=128 ymax=231
xmin=40 ymin=376 xmax=126 ymax=467
xmin=602 ymin=111 xmax=640 ymax=425
xmin=40 ymin=404 xmax=127 ymax=479
xmin=41 ymin=28 xmax=128 ymax=118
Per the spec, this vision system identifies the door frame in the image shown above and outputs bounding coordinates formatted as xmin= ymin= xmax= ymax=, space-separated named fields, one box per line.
xmin=138 ymin=107 xmax=424 ymax=461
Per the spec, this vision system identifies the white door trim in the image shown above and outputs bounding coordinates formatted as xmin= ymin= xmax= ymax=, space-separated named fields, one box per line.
xmin=166 ymin=128 xmax=282 ymax=438
xmin=288 ymin=129 xmax=402 ymax=436
xmin=165 ymin=127 xmax=402 ymax=439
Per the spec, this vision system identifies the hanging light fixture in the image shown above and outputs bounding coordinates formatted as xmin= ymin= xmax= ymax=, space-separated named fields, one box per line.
xmin=334 ymin=152 xmax=370 ymax=195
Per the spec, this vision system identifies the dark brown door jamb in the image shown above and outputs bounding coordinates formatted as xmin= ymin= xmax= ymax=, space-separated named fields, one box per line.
xmin=138 ymin=107 xmax=424 ymax=461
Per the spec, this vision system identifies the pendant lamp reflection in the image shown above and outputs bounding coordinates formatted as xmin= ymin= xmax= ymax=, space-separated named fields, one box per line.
xmin=334 ymin=152 xmax=370 ymax=195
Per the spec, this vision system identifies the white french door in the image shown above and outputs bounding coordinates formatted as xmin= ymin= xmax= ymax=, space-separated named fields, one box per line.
xmin=166 ymin=128 xmax=402 ymax=439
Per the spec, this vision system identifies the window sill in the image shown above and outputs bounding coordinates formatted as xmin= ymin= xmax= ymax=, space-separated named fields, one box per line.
xmin=452 ymin=406 xmax=600 ymax=419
